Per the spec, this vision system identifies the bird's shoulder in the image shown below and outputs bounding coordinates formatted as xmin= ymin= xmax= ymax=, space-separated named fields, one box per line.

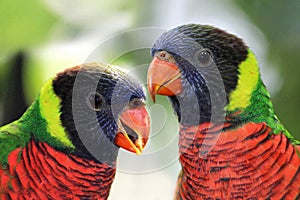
xmin=0 ymin=120 xmax=31 ymax=165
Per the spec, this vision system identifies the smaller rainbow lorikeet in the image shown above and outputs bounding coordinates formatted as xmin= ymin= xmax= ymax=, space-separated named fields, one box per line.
xmin=0 ymin=63 xmax=150 ymax=199
xmin=148 ymin=24 xmax=300 ymax=199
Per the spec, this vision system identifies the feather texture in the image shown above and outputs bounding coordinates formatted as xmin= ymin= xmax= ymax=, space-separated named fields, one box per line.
xmin=0 ymin=139 xmax=115 ymax=199
xmin=177 ymin=122 xmax=300 ymax=199
xmin=148 ymin=24 xmax=300 ymax=199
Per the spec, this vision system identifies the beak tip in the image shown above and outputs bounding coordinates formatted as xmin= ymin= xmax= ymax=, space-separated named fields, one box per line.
xmin=148 ymin=83 xmax=157 ymax=103
xmin=150 ymin=93 xmax=156 ymax=103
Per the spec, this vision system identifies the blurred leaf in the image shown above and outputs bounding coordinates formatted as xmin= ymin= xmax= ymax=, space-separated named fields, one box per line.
xmin=0 ymin=0 xmax=58 ymax=54
xmin=1 ymin=52 xmax=28 ymax=126
xmin=0 ymin=58 xmax=9 ymax=101
xmin=23 ymin=56 xmax=45 ymax=103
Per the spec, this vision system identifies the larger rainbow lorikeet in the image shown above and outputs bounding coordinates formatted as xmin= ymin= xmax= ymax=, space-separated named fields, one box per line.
xmin=0 ymin=63 xmax=150 ymax=199
xmin=147 ymin=24 xmax=300 ymax=199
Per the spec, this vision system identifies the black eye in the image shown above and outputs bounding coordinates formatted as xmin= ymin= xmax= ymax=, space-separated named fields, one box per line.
xmin=197 ymin=49 xmax=213 ymax=66
xmin=87 ymin=92 xmax=103 ymax=111
xmin=129 ymin=98 xmax=144 ymax=108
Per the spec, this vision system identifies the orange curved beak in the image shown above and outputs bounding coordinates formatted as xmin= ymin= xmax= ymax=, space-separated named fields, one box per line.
xmin=147 ymin=56 xmax=182 ymax=102
xmin=115 ymin=106 xmax=150 ymax=155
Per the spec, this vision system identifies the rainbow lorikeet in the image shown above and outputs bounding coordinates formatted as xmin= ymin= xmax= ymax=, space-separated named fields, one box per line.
xmin=147 ymin=24 xmax=300 ymax=199
xmin=0 ymin=63 xmax=150 ymax=199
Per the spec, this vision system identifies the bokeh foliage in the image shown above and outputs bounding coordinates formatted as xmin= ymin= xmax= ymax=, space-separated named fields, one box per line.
xmin=0 ymin=0 xmax=57 ymax=55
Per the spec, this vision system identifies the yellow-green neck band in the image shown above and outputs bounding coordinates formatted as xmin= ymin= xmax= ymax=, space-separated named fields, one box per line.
xmin=39 ymin=78 xmax=74 ymax=149
xmin=226 ymin=50 xmax=260 ymax=111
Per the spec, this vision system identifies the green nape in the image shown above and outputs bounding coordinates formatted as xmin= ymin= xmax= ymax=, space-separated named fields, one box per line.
xmin=0 ymin=96 xmax=75 ymax=165
xmin=226 ymin=50 xmax=300 ymax=146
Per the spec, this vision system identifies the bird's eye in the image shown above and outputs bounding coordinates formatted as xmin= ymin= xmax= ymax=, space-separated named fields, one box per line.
xmin=159 ymin=52 xmax=166 ymax=58
xmin=87 ymin=92 xmax=103 ymax=111
xmin=197 ymin=49 xmax=213 ymax=66
xmin=129 ymin=98 xmax=144 ymax=108
xmin=155 ymin=51 xmax=175 ymax=62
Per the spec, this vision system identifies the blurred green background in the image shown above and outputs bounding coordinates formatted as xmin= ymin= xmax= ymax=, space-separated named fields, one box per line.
xmin=0 ymin=0 xmax=299 ymax=199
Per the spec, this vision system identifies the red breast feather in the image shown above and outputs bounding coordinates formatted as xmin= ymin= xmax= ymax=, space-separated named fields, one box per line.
xmin=177 ymin=122 xmax=300 ymax=199
xmin=0 ymin=139 xmax=115 ymax=199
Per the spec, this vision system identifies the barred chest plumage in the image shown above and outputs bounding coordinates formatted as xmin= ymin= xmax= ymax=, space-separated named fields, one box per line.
xmin=0 ymin=139 xmax=116 ymax=200
xmin=176 ymin=122 xmax=300 ymax=200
